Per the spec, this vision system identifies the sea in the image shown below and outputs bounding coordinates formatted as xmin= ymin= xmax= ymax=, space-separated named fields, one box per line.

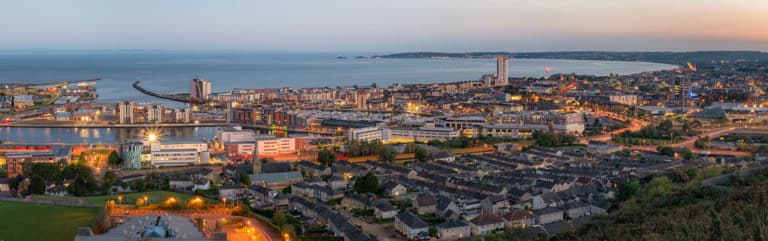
xmin=0 ymin=50 xmax=676 ymax=144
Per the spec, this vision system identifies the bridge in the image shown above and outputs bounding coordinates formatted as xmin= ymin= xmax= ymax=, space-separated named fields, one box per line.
xmin=132 ymin=80 xmax=207 ymax=104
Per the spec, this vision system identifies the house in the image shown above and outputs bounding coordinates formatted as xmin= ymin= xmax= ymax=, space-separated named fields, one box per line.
xmin=587 ymin=140 xmax=623 ymax=155
xmin=169 ymin=177 xmax=194 ymax=191
xmin=535 ymin=206 xmax=564 ymax=225
xmin=383 ymin=181 xmax=407 ymax=198
xmin=589 ymin=203 xmax=609 ymax=216
xmin=248 ymin=185 xmax=278 ymax=203
xmin=502 ymin=209 xmax=535 ymax=228
xmin=564 ymin=202 xmax=591 ymax=219
xmin=0 ymin=178 xmax=9 ymax=192
xmin=394 ymin=212 xmax=429 ymax=240
xmin=415 ymin=195 xmax=437 ymax=215
xmin=291 ymin=183 xmax=314 ymax=197
xmin=327 ymin=176 xmax=348 ymax=190
xmin=312 ymin=186 xmax=343 ymax=202
xmin=193 ymin=178 xmax=211 ymax=191
xmin=372 ymin=200 xmax=399 ymax=219
xmin=532 ymin=192 xmax=566 ymax=210
xmin=298 ymin=160 xmax=332 ymax=177
xmin=469 ymin=212 xmax=505 ymax=235
xmin=219 ymin=184 xmax=243 ymax=200
xmin=342 ymin=193 xmax=371 ymax=210
xmin=481 ymin=195 xmax=510 ymax=214
xmin=432 ymin=151 xmax=456 ymax=162
xmin=46 ymin=185 xmax=68 ymax=196
xmin=436 ymin=220 xmax=471 ymax=240
xmin=436 ymin=198 xmax=461 ymax=220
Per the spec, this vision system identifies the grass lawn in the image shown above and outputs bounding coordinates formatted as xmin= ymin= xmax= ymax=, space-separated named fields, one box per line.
xmin=29 ymin=191 xmax=220 ymax=206
xmin=0 ymin=201 xmax=98 ymax=241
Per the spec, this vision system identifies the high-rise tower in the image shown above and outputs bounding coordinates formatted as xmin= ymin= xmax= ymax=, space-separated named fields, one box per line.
xmin=496 ymin=56 xmax=509 ymax=86
xmin=190 ymin=78 xmax=211 ymax=101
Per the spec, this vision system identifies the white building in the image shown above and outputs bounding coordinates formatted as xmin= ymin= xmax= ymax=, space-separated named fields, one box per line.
xmin=149 ymin=141 xmax=209 ymax=167
xmin=117 ymin=101 xmax=135 ymax=124
xmin=347 ymin=126 xmax=383 ymax=142
xmin=217 ymin=126 xmax=255 ymax=143
xmin=384 ymin=127 xmax=461 ymax=143
xmin=146 ymin=105 xmax=164 ymax=123
xmin=174 ymin=108 xmax=192 ymax=123
xmin=217 ymin=126 xmax=257 ymax=157
xmin=477 ymin=111 xmax=585 ymax=138
xmin=348 ymin=126 xmax=461 ymax=143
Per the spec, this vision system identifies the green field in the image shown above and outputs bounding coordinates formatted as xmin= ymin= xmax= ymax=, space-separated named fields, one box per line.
xmin=0 ymin=201 xmax=98 ymax=241
xmin=28 ymin=191 xmax=220 ymax=206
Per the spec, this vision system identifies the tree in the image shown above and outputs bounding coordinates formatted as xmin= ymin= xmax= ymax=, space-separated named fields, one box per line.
xmin=8 ymin=175 xmax=22 ymax=191
xmin=0 ymin=168 xmax=7 ymax=178
xmin=62 ymin=164 xmax=97 ymax=196
xmin=317 ymin=149 xmax=337 ymax=167
xmin=281 ymin=224 xmax=298 ymax=241
xmin=353 ymin=172 xmax=380 ymax=194
xmin=414 ymin=147 xmax=429 ymax=162
xmin=30 ymin=163 xmax=61 ymax=184
xmin=656 ymin=146 xmax=675 ymax=157
xmin=378 ymin=146 xmax=397 ymax=163
xmin=77 ymin=155 xmax=86 ymax=165
xmin=272 ymin=211 xmax=287 ymax=226
xmin=21 ymin=159 xmax=35 ymax=176
xmin=29 ymin=176 xmax=46 ymax=194
xmin=107 ymin=151 xmax=122 ymax=166
xmin=616 ymin=180 xmax=640 ymax=202
xmin=679 ymin=147 xmax=696 ymax=160
xmin=682 ymin=122 xmax=692 ymax=134
xmin=239 ymin=172 xmax=251 ymax=185
xmin=101 ymin=171 xmax=118 ymax=194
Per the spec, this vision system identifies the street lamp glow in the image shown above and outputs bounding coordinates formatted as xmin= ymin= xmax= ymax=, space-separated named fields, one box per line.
xmin=147 ymin=133 xmax=157 ymax=141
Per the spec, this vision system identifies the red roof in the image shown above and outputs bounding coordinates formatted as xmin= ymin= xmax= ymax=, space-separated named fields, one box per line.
xmin=503 ymin=209 xmax=535 ymax=221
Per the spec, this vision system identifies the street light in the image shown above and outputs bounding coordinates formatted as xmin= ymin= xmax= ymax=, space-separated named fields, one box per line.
xmin=118 ymin=195 xmax=122 ymax=205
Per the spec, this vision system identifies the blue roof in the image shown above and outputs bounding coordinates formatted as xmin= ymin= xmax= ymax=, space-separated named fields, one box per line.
xmin=250 ymin=171 xmax=302 ymax=184
xmin=143 ymin=226 xmax=167 ymax=238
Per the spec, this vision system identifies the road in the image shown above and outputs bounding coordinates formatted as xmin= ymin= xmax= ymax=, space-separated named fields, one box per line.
xmin=624 ymin=126 xmax=751 ymax=156
xmin=580 ymin=111 xmax=751 ymax=156
xmin=111 ymin=207 xmax=280 ymax=241
xmin=579 ymin=110 xmax=646 ymax=143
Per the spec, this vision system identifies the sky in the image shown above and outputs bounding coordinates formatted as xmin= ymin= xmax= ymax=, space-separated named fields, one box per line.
xmin=1 ymin=0 xmax=767 ymax=52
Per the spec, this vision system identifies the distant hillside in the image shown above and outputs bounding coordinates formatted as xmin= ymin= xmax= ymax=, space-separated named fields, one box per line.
xmin=375 ymin=51 xmax=768 ymax=66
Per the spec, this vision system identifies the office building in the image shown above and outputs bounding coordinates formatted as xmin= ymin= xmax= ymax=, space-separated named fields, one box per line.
xmin=119 ymin=140 xmax=144 ymax=169
xmin=255 ymin=136 xmax=307 ymax=159
xmin=384 ymin=127 xmax=461 ymax=143
xmin=348 ymin=126 xmax=384 ymax=142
